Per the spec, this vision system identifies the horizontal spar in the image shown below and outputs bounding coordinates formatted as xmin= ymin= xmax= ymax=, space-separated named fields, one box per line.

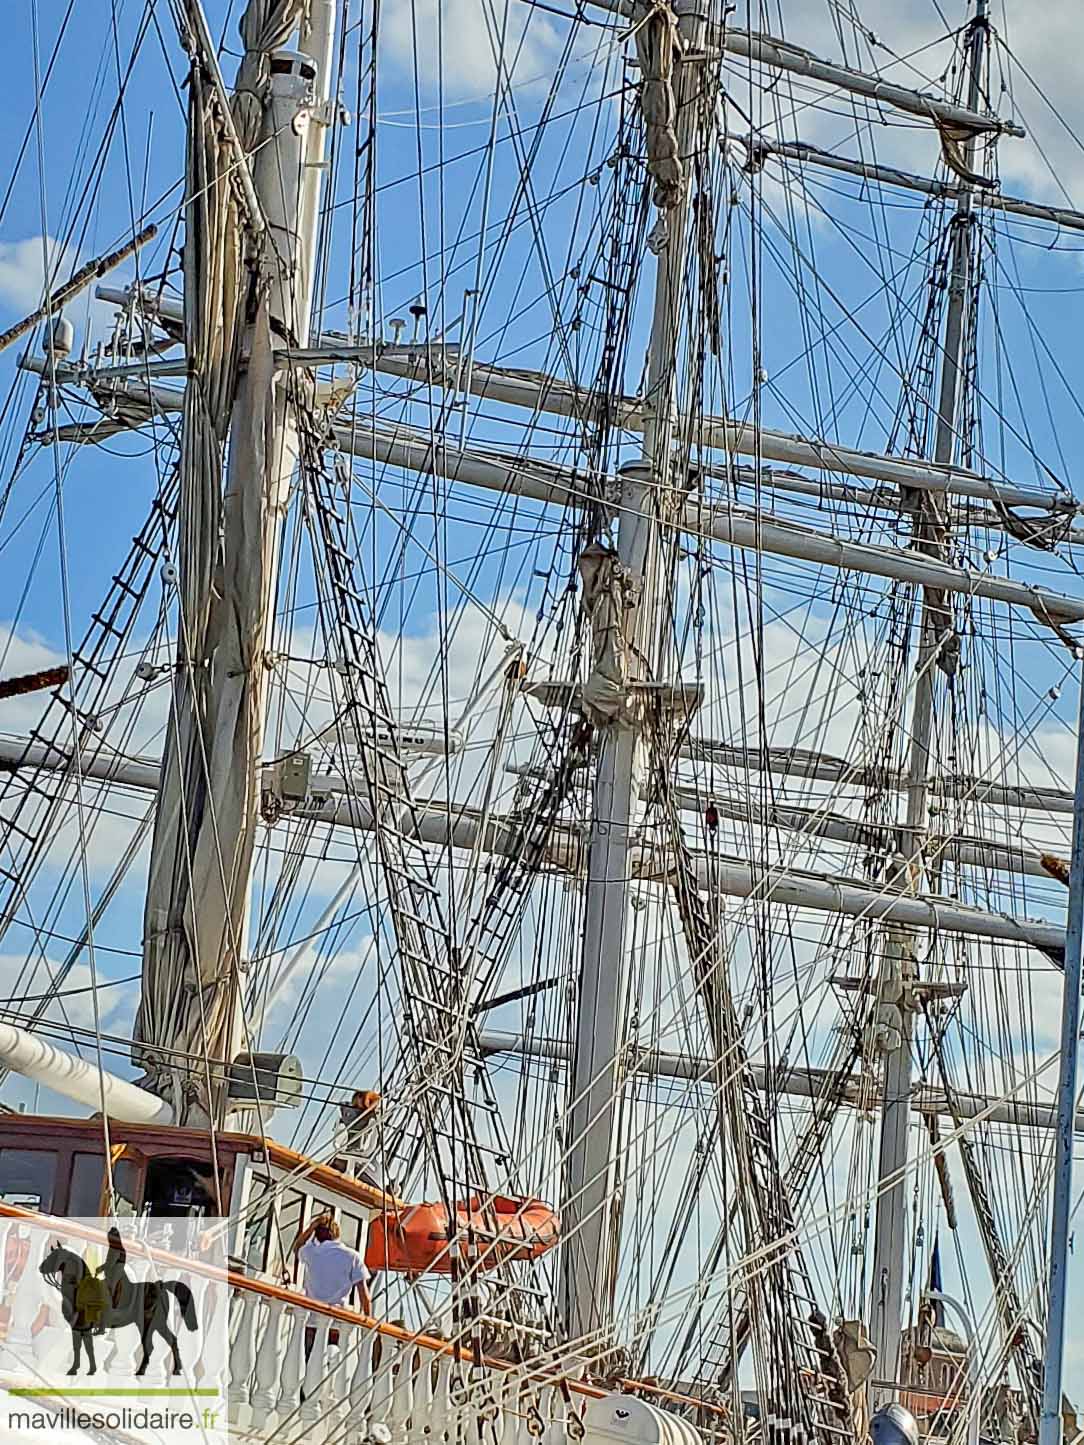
xmin=669 ymin=785 xmax=1059 ymax=879
xmin=0 ymin=726 xmax=458 ymax=783
xmin=0 ymin=1018 xmax=173 ymax=1124
xmin=476 ymin=1030 xmax=1083 ymax=1135
xmin=333 ymin=418 xmax=1084 ymax=626
xmin=701 ymin=502 xmax=1084 ymax=624
xmin=322 ymin=790 xmax=1067 ymax=954
xmin=0 ymin=732 xmax=1065 ymax=955
xmin=360 ymin=348 xmax=1075 ymax=515
xmin=677 ymin=852 xmax=1063 ymax=958
xmin=680 ymin=737 xmax=1077 ymax=818
xmin=736 ymin=134 xmax=1084 ymax=234
xmin=0 ymin=666 xmax=70 ymax=701
xmin=0 ymin=735 xmax=163 ymax=789
xmin=77 ymin=293 xmax=1084 ymax=519
xmin=718 ymin=30 xmax=1024 ymax=137
xmin=52 ymin=348 xmax=1083 ymax=531
xmin=711 ymin=464 xmax=1052 ymax=541
xmin=514 ymin=745 xmax=1075 ymax=825
xmin=36 ymin=360 xmax=1084 ymax=551
xmin=541 ymin=0 xmax=1023 ymax=138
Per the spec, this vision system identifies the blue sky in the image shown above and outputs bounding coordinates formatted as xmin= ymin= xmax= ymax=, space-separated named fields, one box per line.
xmin=0 ymin=0 xmax=1083 ymax=1396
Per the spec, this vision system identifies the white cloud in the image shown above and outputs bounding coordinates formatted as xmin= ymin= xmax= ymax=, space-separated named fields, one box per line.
xmin=0 ymin=953 xmax=139 ymax=1118
xmin=380 ymin=0 xmax=564 ymax=99
xmin=273 ymin=596 xmax=538 ymax=808
xmin=0 ymin=623 xmax=67 ymax=735
xmin=0 ymin=620 xmax=162 ymax=890
xmin=0 ymin=234 xmax=77 ymax=317
xmin=0 ymin=954 xmax=134 ymax=1038
xmin=746 ymin=0 xmax=1084 ymax=208
xmin=0 ymin=233 xmax=120 ymax=352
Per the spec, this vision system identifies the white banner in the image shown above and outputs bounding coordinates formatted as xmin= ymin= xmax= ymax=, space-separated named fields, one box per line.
xmin=0 ymin=1213 xmax=229 ymax=1445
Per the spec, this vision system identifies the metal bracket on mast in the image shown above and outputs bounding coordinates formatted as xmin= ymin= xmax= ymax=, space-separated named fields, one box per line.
xmin=522 ymin=677 xmax=704 ymax=721
xmin=830 ymin=973 xmax=967 ymax=1006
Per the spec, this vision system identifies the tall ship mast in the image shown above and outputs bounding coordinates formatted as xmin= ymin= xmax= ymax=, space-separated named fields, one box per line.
xmin=0 ymin=0 xmax=1081 ymax=1439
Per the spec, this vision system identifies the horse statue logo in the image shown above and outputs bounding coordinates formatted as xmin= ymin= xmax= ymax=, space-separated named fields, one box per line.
xmin=39 ymin=1228 xmax=197 ymax=1377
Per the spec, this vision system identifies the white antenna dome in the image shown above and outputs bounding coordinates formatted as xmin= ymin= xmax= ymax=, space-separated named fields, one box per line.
xmin=45 ymin=314 xmax=74 ymax=360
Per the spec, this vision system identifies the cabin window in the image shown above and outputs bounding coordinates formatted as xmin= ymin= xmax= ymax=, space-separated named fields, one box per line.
xmin=0 ymin=1148 xmax=58 ymax=1211
xmin=341 ymin=1210 xmax=367 ymax=1253
xmin=278 ymin=1188 xmax=308 ymax=1285
xmin=112 ymin=1158 xmax=140 ymax=1216
xmin=69 ymin=1153 xmax=141 ymax=1217
xmin=143 ymin=1156 xmax=217 ymax=1217
xmin=243 ymin=1173 xmax=275 ymax=1274
xmin=69 ymin=1152 xmax=106 ymax=1215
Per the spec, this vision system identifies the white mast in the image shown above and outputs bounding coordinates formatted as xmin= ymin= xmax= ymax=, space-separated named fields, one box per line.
xmin=562 ymin=0 xmax=706 ymax=1344
xmin=1037 ymin=670 xmax=1084 ymax=1443
xmin=135 ymin=0 xmax=338 ymax=1121
xmin=868 ymin=0 xmax=990 ymax=1401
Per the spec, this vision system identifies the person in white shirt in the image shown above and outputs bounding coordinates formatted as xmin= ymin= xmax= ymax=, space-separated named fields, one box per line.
xmin=291 ymin=1214 xmax=372 ymax=1314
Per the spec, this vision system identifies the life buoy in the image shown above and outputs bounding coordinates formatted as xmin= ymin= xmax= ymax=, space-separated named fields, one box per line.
xmin=365 ymin=1194 xmax=558 ymax=1274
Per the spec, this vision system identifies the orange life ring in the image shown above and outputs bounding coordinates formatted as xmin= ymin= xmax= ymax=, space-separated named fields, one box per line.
xmin=365 ymin=1194 xmax=558 ymax=1275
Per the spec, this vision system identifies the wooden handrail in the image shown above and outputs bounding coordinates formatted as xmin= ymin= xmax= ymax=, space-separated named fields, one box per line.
xmin=0 ymin=1201 xmax=595 ymax=1391
xmin=0 ymin=1201 xmax=729 ymax=1421
xmin=618 ymin=1379 xmax=730 ymax=1422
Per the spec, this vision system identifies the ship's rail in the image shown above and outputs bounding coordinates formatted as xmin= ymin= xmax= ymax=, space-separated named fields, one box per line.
xmin=0 ymin=1202 xmax=715 ymax=1444
xmin=228 ymin=1273 xmax=591 ymax=1443
xmin=226 ymin=1271 xmax=725 ymax=1444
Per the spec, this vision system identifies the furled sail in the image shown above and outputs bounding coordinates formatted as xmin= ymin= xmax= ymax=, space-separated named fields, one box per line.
xmin=135 ymin=0 xmax=305 ymax=1119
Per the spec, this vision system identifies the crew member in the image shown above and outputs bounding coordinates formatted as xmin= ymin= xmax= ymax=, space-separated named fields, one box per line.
xmin=292 ymin=1213 xmax=372 ymax=1312
xmin=291 ymin=1213 xmax=373 ymax=1363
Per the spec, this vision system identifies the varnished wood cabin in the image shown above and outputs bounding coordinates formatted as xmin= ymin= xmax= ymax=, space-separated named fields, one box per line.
xmin=0 ymin=1114 xmax=395 ymax=1290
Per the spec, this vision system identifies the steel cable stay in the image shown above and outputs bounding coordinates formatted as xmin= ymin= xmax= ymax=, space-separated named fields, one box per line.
xmin=1 ymin=0 xmax=1083 ymax=1433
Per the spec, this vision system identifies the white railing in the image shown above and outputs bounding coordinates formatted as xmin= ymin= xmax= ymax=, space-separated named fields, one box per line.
xmin=225 ymin=1274 xmax=705 ymax=1445
xmin=0 ymin=1204 xmax=708 ymax=1445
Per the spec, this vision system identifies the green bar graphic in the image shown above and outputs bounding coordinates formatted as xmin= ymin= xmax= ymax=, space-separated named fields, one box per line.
xmin=10 ymin=1387 xmax=222 ymax=1398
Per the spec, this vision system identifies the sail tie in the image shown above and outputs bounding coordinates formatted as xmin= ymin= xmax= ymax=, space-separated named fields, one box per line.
xmin=633 ymin=2 xmax=685 ymax=213
xmin=578 ymin=542 xmax=638 ymax=727
xmin=231 ymin=0 xmax=308 ymax=151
